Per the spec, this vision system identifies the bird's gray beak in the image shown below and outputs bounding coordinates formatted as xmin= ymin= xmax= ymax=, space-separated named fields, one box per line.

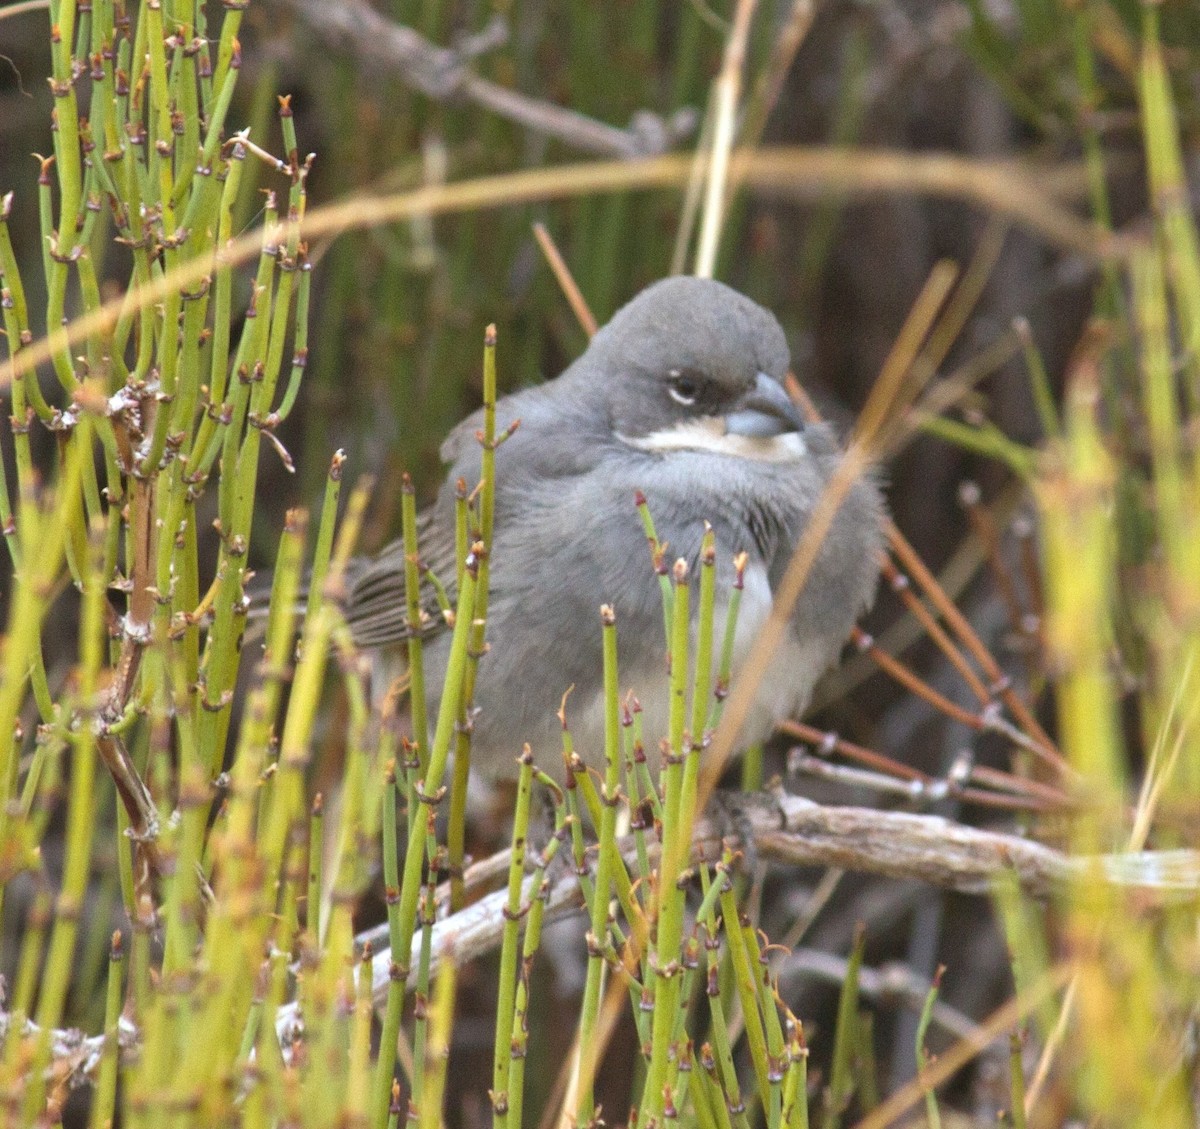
xmin=724 ymin=372 xmax=805 ymax=438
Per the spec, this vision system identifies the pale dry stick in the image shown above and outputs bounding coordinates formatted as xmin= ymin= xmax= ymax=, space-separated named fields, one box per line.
xmin=778 ymin=866 xmax=845 ymax=951
xmin=1022 ymin=976 xmax=1076 ymax=1120
xmin=898 ymin=219 xmax=1011 ymax=416
xmin=669 ymin=89 xmax=716 ymax=276
xmin=718 ymin=0 xmax=816 ymax=276
xmin=789 ymin=752 xmax=1063 ymax=814
xmin=334 ymin=793 xmax=1200 ymax=1018
xmin=553 ymin=962 xmax=630 ymax=1129
xmin=781 ymin=719 xmax=1070 ymax=810
xmin=698 ymin=262 xmax=960 ymax=805
xmin=694 ymin=0 xmax=757 ymax=278
xmin=531 ymin=223 xmax=597 ymax=337
xmin=4 ymin=148 xmax=1116 ymax=393
xmin=1130 ymin=655 xmax=1197 ymax=852
xmin=852 ymin=965 xmax=1074 ymax=1129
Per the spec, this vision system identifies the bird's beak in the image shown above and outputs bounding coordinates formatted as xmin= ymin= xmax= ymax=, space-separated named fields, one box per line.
xmin=724 ymin=372 xmax=805 ymax=438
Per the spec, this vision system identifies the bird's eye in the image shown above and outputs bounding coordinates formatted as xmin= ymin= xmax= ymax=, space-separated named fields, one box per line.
xmin=668 ymin=370 xmax=702 ymax=406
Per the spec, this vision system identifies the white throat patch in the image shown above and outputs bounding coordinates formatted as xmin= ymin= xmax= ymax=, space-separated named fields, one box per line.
xmin=617 ymin=417 xmax=806 ymax=463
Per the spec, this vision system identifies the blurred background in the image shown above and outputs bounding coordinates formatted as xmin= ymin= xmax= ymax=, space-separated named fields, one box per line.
xmin=3 ymin=0 xmax=1199 ymax=1120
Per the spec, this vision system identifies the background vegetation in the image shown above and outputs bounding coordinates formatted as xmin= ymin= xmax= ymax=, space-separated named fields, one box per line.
xmin=2 ymin=0 xmax=1200 ymax=1125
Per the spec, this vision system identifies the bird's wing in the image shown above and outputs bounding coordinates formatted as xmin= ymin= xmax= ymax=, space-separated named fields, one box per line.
xmin=342 ymin=506 xmax=459 ymax=649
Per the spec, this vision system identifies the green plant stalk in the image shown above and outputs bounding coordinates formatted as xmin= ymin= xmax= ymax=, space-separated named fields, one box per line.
xmin=0 ymin=423 xmax=87 ymax=880
xmin=322 ymin=635 xmax=378 ymax=957
xmin=741 ymin=920 xmax=786 ymax=1123
xmin=697 ymin=1049 xmax=730 ymax=1129
xmin=86 ymin=931 xmax=124 ymax=1129
xmin=782 ymin=1018 xmax=809 ymax=1129
xmin=507 ymin=782 xmax=563 ymax=1129
xmin=630 ymin=700 xmax=663 ymax=831
xmin=372 ymin=762 xmax=405 ymax=1129
xmin=708 ymin=552 xmax=747 ymax=732
xmin=8 ymin=884 xmax=51 ymax=1023
xmin=992 ymin=870 xmax=1056 ymax=1039
xmin=31 ymin=492 xmax=102 ymax=1085
xmin=256 ymin=176 xmax=306 ymax=415
xmin=575 ymin=605 xmax=623 ymax=1125
xmin=680 ymin=527 xmax=717 ymax=857
xmin=232 ymin=962 xmax=265 ymax=1084
xmin=1008 ymin=1031 xmax=1028 ymax=1129
xmin=572 ymin=766 xmax=645 ymax=955
xmin=1139 ymin=6 xmax=1200 ymax=420
xmin=410 ymin=851 xmax=439 ymax=1113
xmin=402 ymin=474 xmax=430 ymax=792
xmin=561 ymin=744 xmax=597 ymax=909
xmin=190 ymin=141 xmax=245 ymax=461
xmin=450 ymin=326 xmax=499 ymax=911
xmin=273 ymin=256 xmax=313 ymax=425
xmin=825 ymin=924 xmax=865 ymax=1127
xmin=143 ymin=0 xmax=177 ymax=223
xmin=455 ymin=479 xmax=468 ymax=595
xmin=1014 ymin=319 xmax=1061 ymax=442
xmin=915 ymin=971 xmax=943 ymax=1128
xmin=919 ymin=415 xmax=1036 ymax=479
xmin=299 ymin=450 xmax=345 ymax=648
xmin=622 ymin=706 xmax=654 ymax=883
xmin=201 ymin=270 xmax=277 ymax=773
xmin=644 ymin=560 xmax=693 ymax=1117
xmin=418 ymin=949 xmax=457 ymax=1129
xmin=0 ymin=198 xmax=37 ymax=534
xmin=688 ymin=1050 xmax=725 ymax=1129
xmin=490 ymin=747 xmax=536 ymax=1128
xmin=855 ymin=1010 xmax=880 ymax=1113
xmin=717 ymin=880 xmax=772 ymax=1113
xmin=37 ymin=165 xmax=79 ymax=401
xmin=1039 ymin=389 xmax=1124 ymax=840
xmin=259 ymin=595 xmax=335 ymax=888
xmin=1132 ymin=249 xmax=1192 ymax=598
xmin=300 ymin=782 xmax=323 ymax=939
xmin=345 ymin=944 xmax=375 ymax=1127
xmin=175 ymin=502 xmax=314 ymax=1104
xmin=159 ymin=679 xmax=207 ymax=977
xmin=637 ymin=490 xmax=674 ymax=647
xmin=391 ymin=561 xmax=478 ymax=994
xmin=1068 ymin=8 xmax=1125 ymax=323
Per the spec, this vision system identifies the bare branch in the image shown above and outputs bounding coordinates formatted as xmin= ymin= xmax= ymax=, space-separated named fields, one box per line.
xmin=274 ymin=789 xmax=1200 ymax=1043
xmin=267 ymin=0 xmax=696 ymax=157
xmin=19 ymin=790 xmax=1198 ymax=1078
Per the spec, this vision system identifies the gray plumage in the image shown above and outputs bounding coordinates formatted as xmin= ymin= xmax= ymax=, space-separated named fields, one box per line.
xmin=346 ymin=277 xmax=884 ymax=780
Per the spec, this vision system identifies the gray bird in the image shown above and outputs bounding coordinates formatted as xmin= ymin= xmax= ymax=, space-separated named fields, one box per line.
xmin=345 ymin=277 xmax=884 ymax=781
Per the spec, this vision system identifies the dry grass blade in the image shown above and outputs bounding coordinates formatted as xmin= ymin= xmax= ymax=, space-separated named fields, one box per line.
xmin=698 ymin=261 xmax=960 ymax=803
xmin=532 ymin=223 xmax=598 ymax=337
xmin=3 ymin=148 xmax=1112 ymax=394
xmin=852 ymin=965 xmax=1073 ymax=1129
xmin=694 ymin=0 xmax=756 ymax=278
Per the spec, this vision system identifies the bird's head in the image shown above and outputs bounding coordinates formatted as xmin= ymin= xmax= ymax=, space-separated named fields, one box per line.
xmin=580 ymin=277 xmax=804 ymax=461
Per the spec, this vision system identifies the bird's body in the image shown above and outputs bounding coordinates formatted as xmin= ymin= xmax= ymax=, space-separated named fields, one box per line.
xmin=345 ymin=278 xmax=884 ymax=780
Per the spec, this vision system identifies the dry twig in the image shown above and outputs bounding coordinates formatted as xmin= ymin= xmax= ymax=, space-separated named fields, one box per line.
xmin=267 ymin=0 xmax=697 ymax=157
